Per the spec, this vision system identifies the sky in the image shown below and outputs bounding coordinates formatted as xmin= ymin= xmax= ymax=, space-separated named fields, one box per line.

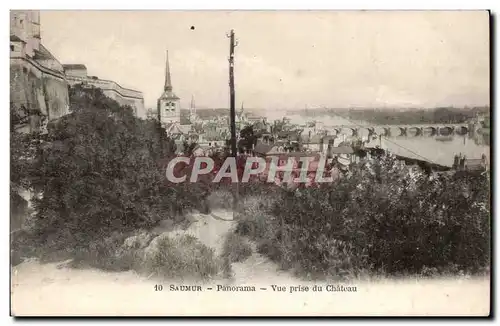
xmin=40 ymin=11 xmax=490 ymax=112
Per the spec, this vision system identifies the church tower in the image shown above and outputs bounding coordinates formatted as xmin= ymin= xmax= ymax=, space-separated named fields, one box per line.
xmin=157 ymin=50 xmax=180 ymax=126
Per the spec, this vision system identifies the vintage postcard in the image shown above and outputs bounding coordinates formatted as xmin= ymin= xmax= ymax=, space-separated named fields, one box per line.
xmin=10 ymin=10 xmax=491 ymax=316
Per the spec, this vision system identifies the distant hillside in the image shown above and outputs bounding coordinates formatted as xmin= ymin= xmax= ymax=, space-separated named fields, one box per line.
xmin=181 ymin=108 xmax=264 ymax=120
xmin=181 ymin=108 xmax=229 ymax=120
xmin=284 ymin=107 xmax=490 ymax=125
xmin=180 ymin=106 xmax=490 ymax=125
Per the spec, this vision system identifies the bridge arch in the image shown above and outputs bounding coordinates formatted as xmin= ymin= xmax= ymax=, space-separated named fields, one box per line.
xmin=438 ymin=126 xmax=454 ymax=136
xmin=423 ymin=126 xmax=438 ymax=136
xmin=408 ymin=127 xmax=422 ymax=137
xmin=455 ymin=126 xmax=468 ymax=135
xmin=373 ymin=127 xmax=389 ymax=137
xmin=387 ymin=127 xmax=404 ymax=136
xmin=357 ymin=127 xmax=371 ymax=139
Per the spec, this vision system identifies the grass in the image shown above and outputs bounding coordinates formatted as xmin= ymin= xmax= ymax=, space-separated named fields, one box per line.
xmin=142 ymin=234 xmax=223 ymax=281
xmin=221 ymin=232 xmax=252 ymax=263
xmin=206 ymin=189 xmax=234 ymax=211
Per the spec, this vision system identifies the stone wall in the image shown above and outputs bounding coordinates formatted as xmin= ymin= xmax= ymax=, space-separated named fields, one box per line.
xmin=10 ymin=56 xmax=70 ymax=131
xmin=66 ymin=75 xmax=145 ymax=116
xmin=11 ymin=10 xmax=41 ymax=58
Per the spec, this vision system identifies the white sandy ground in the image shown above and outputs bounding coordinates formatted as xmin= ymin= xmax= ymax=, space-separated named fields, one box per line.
xmin=11 ymin=211 xmax=491 ymax=317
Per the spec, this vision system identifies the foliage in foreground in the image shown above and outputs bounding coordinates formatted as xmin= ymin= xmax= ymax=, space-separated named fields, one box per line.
xmin=237 ymin=155 xmax=490 ymax=279
xmin=21 ymin=85 xmax=200 ymax=250
xmin=221 ymin=232 xmax=252 ymax=263
xmin=143 ymin=234 xmax=223 ymax=280
xmin=59 ymin=230 xmax=223 ymax=281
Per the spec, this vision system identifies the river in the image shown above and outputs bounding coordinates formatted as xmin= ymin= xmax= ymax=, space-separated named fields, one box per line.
xmin=364 ymin=132 xmax=490 ymax=167
xmin=255 ymin=111 xmax=490 ymax=167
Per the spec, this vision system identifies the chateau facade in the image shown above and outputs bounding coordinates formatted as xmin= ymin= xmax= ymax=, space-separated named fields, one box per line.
xmin=10 ymin=10 xmax=70 ymax=132
xmin=10 ymin=10 xmax=145 ymax=130
xmin=63 ymin=64 xmax=145 ymax=116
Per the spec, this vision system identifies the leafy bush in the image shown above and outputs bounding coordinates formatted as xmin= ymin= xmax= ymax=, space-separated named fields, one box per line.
xmin=143 ymin=234 xmax=222 ymax=280
xmin=11 ymin=229 xmax=45 ymax=266
xmin=237 ymin=154 xmax=490 ymax=279
xmin=206 ymin=190 xmax=234 ymax=211
xmin=70 ymin=231 xmax=131 ymax=271
xmin=235 ymin=195 xmax=278 ymax=239
xmin=221 ymin=232 xmax=252 ymax=263
xmin=24 ymin=85 xmax=195 ymax=248
xmin=69 ymin=229 xmax=161 ymax=272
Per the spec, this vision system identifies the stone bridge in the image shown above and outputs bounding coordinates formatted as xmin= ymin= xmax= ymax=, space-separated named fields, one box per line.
xmin=322 ymin=123 xmax=471 ymax=138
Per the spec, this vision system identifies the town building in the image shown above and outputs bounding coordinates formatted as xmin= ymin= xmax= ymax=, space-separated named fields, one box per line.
xmin=252 ymin=142 xmax=341 ymax=187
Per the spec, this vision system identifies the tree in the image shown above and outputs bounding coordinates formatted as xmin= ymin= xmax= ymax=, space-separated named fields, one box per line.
xmin=268 ymin=154 xmax=490 ymax=277
xmin=29 ymin=85 xmax=184 ymax=247
xmin=238 ymin=124 xmax=258 ymax=153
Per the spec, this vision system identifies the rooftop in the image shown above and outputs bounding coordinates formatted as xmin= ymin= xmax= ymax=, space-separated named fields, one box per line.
xmin=254 ymin=142 xmax=274 ymax=155
xmin=159 ymin=90 xmax=180 ymax=100
xmin=10 ymin=35 xmax=26 ymax=43
xmin=33 ymin=44 xmax=58 ymax=61
xmin=329 ymin=147 xmax=354 ymax=155
xmin=63 ymin=64 xmax=87 ymax=70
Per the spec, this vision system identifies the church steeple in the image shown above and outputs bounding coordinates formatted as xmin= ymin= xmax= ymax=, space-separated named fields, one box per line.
xmin=157 ymin=49 xmax=181 ymax=126
xmin=190 ymin=95 xmax=196 ymax=115
xmin=164 ymin=50 xmax=173 ymax=92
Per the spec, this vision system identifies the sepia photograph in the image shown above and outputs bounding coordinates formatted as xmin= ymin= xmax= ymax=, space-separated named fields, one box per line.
xmin=9 ymin=9 xmax=491 ymax=317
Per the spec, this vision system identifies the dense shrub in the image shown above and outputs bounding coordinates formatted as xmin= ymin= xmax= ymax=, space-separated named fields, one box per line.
xmin=206 ymin=190 xmax=234 ymax=211
xmin=235 ymin=195 xmax=279 ymax=238
xmin=221 ymin=232 xmax=252 ymax=263
xmin=24 ymin=85 xmax=197 ymax=249
xmin=143 ymin=234 xmax=223 ymax=280
xmin=70 ymin=231 xmax=131 ymax=271
xmin=238 ymin=154 xmax=490 ymax=279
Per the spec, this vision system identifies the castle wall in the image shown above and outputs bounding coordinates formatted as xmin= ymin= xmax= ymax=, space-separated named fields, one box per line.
xmin=10 ymin=58 xmax=48 ymax=114
xmin=65 ymin=67 xmax=88 ymax=78
xmin=66 ymin=75 xmax=144 ymax=115
xmin=10 ymin=56 xmax=70 ymax=131
xmin=43 ymin=74 xmax=70 ymax=119
xmin=37 ymin=57 xmax=64 ymax=73
xmin=11 ymin=10 xmax=144 ymax=125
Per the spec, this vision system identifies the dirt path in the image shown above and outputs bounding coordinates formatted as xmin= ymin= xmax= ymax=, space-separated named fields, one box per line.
xmin=11 ymin=210 xmax=491 ymax=316
xmin=171 ymin=210 xmax=235 ymax=256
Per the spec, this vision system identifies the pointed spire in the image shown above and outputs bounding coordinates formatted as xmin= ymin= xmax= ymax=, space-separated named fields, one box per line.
xmin=164 ymin=50 xmax=172 ymax=91
xmin=190 ymin=95 xmax=196 ymax=114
